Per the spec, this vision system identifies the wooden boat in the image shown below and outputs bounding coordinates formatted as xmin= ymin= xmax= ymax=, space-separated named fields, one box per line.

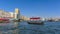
xmin=28 ymin=17 xmax=44 ymax=25
xmin=48 ymin=19 xmax=55 ymax=22
xmin=12 ymin=19 xmax=21 ymax=22
xmin=0 ymin=18 xmax=10 ymax=23
xmin=27 ymin=21 xmax=44 ymax=25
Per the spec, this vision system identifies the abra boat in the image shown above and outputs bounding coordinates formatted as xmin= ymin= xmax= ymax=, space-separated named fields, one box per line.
xmin=27 ymin=21 xmax=44 ymax=25
xmin=0 ymin=18 xmax=10 ymax=23
xmin=27 ymin=17 xmax=44 ymax=25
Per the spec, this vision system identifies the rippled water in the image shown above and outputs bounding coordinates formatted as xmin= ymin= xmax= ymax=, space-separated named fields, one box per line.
xmin=19 ymin=22 xmax=60 ymax=34
xmin=0 ymin=22 xmax=60 ymax=34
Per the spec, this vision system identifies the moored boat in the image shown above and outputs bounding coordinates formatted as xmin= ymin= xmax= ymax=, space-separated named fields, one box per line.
xmin=27 ymin=21 xmax=44 ymax=25
xmin=27 ymin=17 xmax=44 ymax=25
xmin=0 ymin=18 xmax=10 ymax=23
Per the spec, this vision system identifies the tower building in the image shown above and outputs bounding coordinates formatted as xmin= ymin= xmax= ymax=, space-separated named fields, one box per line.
xmin=14 ymin=8 xmax=20 ymax=19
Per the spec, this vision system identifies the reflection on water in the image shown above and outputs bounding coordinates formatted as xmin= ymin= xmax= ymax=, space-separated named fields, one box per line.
xmin=0 ymin=22 xmax=19 ymax=34
xmin=19 ymin=22 xmax=60 ymax=34
xmin=0 ymin=22 xmax=60 ymax=34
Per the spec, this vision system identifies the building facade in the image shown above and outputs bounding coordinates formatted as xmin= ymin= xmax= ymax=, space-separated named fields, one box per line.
xmin=0 ymin=10 xmax=11 ymax=18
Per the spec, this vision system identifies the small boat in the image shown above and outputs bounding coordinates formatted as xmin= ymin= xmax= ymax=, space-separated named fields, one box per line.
xmin=12 ymin=19 xmax=21 ymax=22
xmin=28 ymin=17 xmax=44 ymax=25
xmin=48 ymin=19 xmax=54 ymax=22
xmin=0 ymin=18 xmax=10 ymax=23
xmin=27 ymin=21 xmax=44 ymax=25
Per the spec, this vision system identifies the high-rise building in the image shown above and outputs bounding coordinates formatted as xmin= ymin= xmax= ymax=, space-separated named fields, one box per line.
xmin=14 ymin=8 xmax=20 ymax=19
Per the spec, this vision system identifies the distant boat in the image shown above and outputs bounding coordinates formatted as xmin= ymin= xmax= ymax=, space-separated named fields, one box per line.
xmin=27 ymin=17 xmax=44 ymax=25
xmin=10 ymin=19 xmax=21 ymax=22
xmin=0 ymin=18 xmax=10 ymax=23
xmin=48 ymin=19 xmax=55 ymax=22
xmin=27 ymin=21 xmax=44 ymax=25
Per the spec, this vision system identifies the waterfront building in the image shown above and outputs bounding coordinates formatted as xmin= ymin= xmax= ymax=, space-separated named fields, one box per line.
xmin=0 ymin=8 xmax=30 ymax=21
xmin=14 ymin=8 xmax=20 ymax=19
xmin=9 ymin=12 xmax=14 ymax=18
xmin=0 ymin=10 xmax=11 ymax=18
xmin=20 ymin=15 xmax=30 ymax=21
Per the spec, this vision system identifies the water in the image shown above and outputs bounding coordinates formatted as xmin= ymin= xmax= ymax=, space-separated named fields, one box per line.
xmin=0 ymin=22 xmax=60 ymax=34
xmin=19 ymin=22 xmax=60 ymax=34
xmin=0 ymin=22 xmax=19 ymax=34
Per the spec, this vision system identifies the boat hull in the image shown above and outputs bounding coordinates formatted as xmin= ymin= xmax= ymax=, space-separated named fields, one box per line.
xmin=27 ymin=21 xmax=44 ymax=25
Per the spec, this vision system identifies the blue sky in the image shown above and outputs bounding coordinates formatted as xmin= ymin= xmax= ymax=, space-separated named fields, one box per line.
xmin=0 ymin=0 xmax=60 ymax=18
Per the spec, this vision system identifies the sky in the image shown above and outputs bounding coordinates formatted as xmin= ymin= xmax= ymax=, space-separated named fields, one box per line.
xmin=0 ymin=0 xmax=60 ymax=18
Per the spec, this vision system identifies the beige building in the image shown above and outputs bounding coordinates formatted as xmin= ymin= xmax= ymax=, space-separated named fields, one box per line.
xmin=0 ymin=10 xmax=11 ymax=18
xmin=0 ymin=8 xmax=30 ymax=21
xmin=20 ymin=15 xmax=30 ymax=21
